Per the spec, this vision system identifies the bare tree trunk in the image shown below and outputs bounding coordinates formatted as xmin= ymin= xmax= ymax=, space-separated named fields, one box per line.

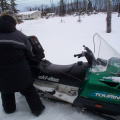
xmin=106 ymin=0 xmax=112 ymax=33
xmin=104 ymin=0 xmax=107 ymax=12
xmin=60 ymin=0 xmax=65 ymax=16
xmin=76 ymin=0 xmax=79 ymax=12
xmin=83 ymin=0 xmax=87 ymax=12
xmin=118 ymin=3 xmax=120 ymax=17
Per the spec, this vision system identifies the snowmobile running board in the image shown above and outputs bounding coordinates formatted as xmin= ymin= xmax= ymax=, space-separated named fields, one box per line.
xmin=82 ymin=107 xmax=118 ymax=120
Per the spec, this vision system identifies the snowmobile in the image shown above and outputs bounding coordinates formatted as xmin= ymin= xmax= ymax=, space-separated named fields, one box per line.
xmin=28 ymin=33 xmax=120 ymax=120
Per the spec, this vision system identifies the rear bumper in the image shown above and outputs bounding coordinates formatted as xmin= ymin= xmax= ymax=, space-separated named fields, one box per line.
xmin=73 ymin=96 xmax=120 ymax=115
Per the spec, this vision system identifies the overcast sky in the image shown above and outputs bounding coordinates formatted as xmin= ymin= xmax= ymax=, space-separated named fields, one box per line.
xmin=17 ymin=0 xmax=59 ymax=8
xmin=16 ymin=0 xmax=60 ymax=11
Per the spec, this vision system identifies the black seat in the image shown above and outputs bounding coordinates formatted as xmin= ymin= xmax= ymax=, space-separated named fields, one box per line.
xmin=39 ymin=59 xmax=75 ymax=74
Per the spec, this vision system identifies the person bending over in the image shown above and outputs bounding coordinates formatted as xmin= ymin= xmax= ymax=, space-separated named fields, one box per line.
xmin=0 ymin=12 xmax=45 ymax=116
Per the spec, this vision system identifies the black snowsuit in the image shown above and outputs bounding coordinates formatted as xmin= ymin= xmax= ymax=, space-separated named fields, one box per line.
xmin=0 ymin=14 xmax=45 ymax=115
xmin=0 ymin=30 xmax=32 ymax=93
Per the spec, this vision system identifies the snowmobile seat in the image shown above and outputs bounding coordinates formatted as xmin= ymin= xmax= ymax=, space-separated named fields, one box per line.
xmin=39 ymin=59 xmax=75 ymax=74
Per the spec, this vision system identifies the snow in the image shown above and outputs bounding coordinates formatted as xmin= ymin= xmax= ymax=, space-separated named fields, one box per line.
xmin=1 ymin=13 xmax=120 ymax=120
xmin=104 ymin=77 xmax=120 ymax=83
xmin=91 ymin=65 xmax=107 ymax=72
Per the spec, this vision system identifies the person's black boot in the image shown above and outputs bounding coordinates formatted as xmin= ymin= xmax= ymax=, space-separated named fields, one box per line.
xmin=32 ymin=105 xmax=45 ymax=116
xmin=21 ymin=85 xmax=45 ymax=116
xmin=1 ymin=93 xmax=16 ymax=114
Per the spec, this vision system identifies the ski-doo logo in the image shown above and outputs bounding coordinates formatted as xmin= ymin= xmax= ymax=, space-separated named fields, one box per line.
xmin=38 ymin=75 xmax=59 ymax=82
xmin=95 ymin=93 xmax=120 ymax=100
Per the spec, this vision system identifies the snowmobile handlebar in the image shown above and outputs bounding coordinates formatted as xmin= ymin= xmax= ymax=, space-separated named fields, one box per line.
xmin=83 ymin=45 xmax=92 ymax=54
xmin=74 ymin=52 xmax=84 ymax=58
xmin=74 ymin=45 xmax=95 ymax=65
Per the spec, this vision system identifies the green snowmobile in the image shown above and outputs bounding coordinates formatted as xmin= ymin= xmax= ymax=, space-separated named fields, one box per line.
xmin=29 ymin=33 xmax=120 ymax=120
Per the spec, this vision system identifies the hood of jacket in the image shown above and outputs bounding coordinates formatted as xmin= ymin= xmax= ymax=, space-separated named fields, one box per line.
xmin=0 ymin=15 xmax=16 ymax=33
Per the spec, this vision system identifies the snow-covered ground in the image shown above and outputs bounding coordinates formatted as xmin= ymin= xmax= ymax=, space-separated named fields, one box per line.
xmin=0 ymin=13 xmax=120 ymax=120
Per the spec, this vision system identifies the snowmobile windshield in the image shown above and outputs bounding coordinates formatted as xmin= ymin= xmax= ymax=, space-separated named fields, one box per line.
xmin=93 ymin=33 xmax=120 ymax=61
xmin=90 ymin=33 xmax=120 ymax=72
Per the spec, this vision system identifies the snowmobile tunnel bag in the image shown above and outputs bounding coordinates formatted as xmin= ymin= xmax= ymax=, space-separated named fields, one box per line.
xmin=28 ymin=36 xmax=45 ymax=61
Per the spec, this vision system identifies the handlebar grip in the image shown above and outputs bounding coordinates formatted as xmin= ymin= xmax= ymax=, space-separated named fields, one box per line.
xmin=74 ymin=54 xmax=78 ymax=57
xmin=74 ymin=53 xmax=84 ymax=58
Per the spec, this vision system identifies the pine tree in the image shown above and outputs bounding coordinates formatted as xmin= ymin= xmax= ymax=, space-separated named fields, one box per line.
xmin=38 ymin=8 xmax=40 ymax=11
xmin=70 ymin=0 xmax=74 ymax=13
xmin=29 ymin=7 xmax=32 ymax=11
xmin=76 ymin=0 xmax=79 ymax=12
xmin=103 ymin=0 xmax=107 ymax=12
xmin=10 ymin=0 xmax=18 ymax=13
xmin=88 ymin=0 xmax=92 ymax=12
xmin=83 ymin=0 xmax=87 ymax=12
xmin=0 ymin=0 xmax=9 ymax=12
xmin=10 ymin=0 xmax=23 ymax=24
xmin=60 ymin=0 xmax=65 ymax=16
